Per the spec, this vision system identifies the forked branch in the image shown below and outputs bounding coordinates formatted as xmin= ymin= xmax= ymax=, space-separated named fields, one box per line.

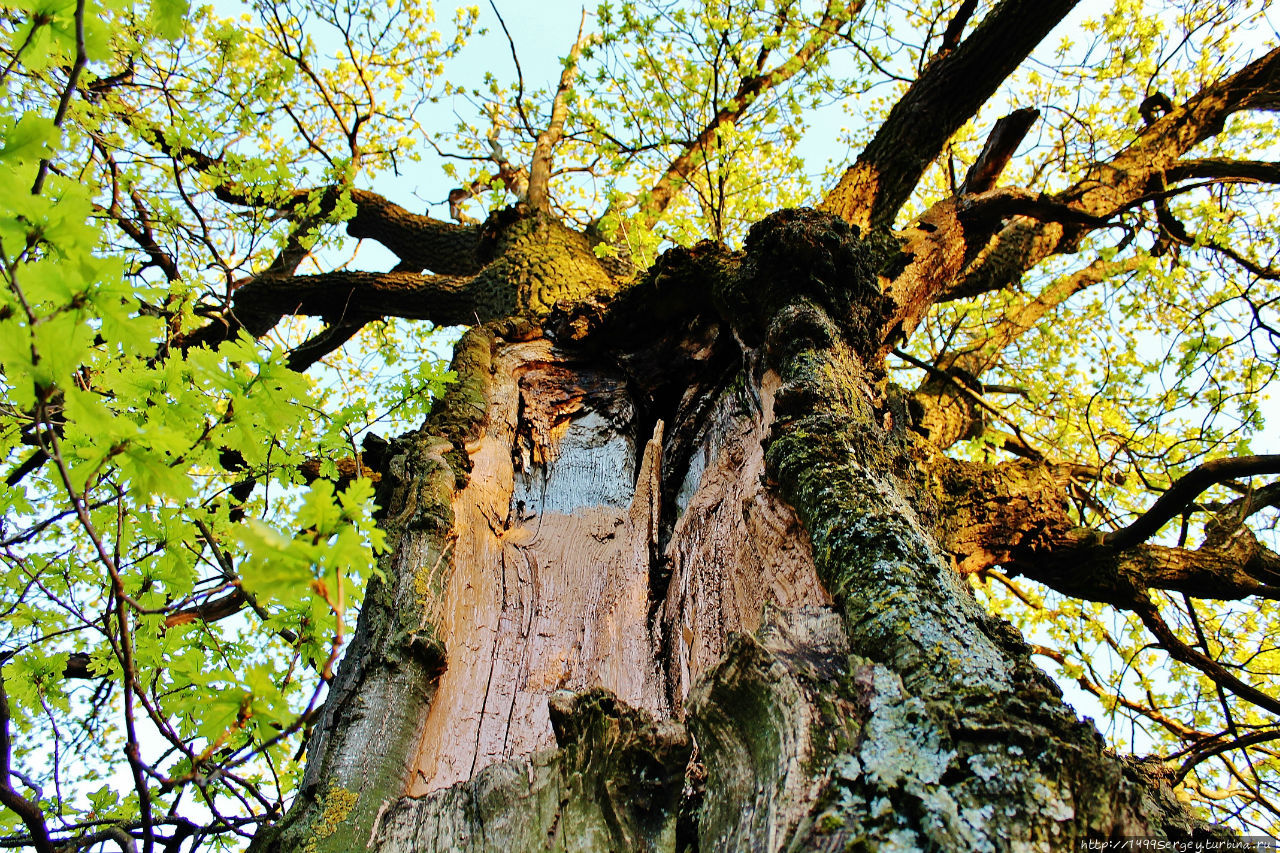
xmin=527 ymin=11 xmax=591 ymax=214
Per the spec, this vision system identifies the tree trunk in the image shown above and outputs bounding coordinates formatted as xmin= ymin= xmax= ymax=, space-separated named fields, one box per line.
xmin=248 ymin=208 xmax=1218 ymax=853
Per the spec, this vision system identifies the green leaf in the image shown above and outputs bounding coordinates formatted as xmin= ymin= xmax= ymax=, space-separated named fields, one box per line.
xmin=149 ymin=0 xmax=189 ymax=40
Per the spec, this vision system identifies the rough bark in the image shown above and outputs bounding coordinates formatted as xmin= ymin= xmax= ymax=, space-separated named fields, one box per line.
xmin=247 ymin=207 xmax=1226 ymax=853
xmin=820 ymin=0 xmax=1081 ymax=230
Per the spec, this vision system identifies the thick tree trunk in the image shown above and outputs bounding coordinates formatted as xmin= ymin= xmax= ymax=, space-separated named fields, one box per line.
xmin=249 ymin=209 xmax=1219 ymax=853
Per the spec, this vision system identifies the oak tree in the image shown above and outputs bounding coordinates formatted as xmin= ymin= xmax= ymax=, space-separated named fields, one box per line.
xmin=2 ymin=0 xmax=1280 ymax=850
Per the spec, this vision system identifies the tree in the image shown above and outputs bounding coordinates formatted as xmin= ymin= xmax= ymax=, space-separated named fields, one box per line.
xmin=2 ymin=0 xmax=1280 ymax=850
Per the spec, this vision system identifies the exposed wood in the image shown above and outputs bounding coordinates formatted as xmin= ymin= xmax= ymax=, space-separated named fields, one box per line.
xmin=408 ymin=341 xmax=668 ymax=793
xmin=660 ymin=372 xmax=828 ymax=711
xmin=372 ymin=691 xmax=689 ymax=852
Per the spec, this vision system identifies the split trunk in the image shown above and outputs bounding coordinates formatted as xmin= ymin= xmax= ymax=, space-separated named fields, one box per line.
xmin=249 ymin=208 xmax=1214 ymax=852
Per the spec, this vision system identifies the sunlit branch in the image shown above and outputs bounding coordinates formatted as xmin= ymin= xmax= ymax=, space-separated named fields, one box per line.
xmin=1177 ymin=729 xmax=1280 ymax=785
xmin=821 ymin=0 xmax=1081 ymax=230
xmin=1163 ymin=158 xmax=1280 ymax=185
xmin=950 ymin=45 xmax=1280 ymax=300
xmin=487 ymin=0 xmax=534 ymax=138
xmin=1105 ymin=457 xmax=1280 ymax=550
xmin=527 ymin=11 xmax=591 ymax=214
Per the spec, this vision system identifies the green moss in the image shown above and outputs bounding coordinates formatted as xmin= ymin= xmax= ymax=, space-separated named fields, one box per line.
xmin=474 ymin=207 xmax=617 ymax=319
xmin=302 ymin=786 xmax=359 ymax=853
xmin=817 ymin=811 xmax=846 ymax=833
xmin=424 ymin=325 xmax=494 ymax=489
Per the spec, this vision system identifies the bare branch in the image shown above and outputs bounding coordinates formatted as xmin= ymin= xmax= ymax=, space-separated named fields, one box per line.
xmin=488 ymin=0 xmax=534 ymax=138
xmin=959 ymin=108 xmax=1040 ymax=194
xmin=939 ymin=0 xmax=980 ymax=53
xmin=527 ymin=11 xmax=591 ymax=214
xmin=231 ymin=269 xmax=492 ymax=328
xmin=1105 ymin=458 xmax=1280 ymax=550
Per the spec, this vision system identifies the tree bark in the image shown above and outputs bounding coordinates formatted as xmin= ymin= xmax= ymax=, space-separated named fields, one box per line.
xmin=247 ymin=205 xmax=1224 ymax=853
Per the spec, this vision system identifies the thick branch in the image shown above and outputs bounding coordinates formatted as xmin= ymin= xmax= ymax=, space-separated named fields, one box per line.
xmin=127 ymin=115 xmax=481 ymax=275
xmin=164 ymin=589 xmax=251 ymax=629
xmin=877 ymin=179 xmax=1118 ymax=353
xmin=820 ymin=0 xmax=1080 ymax=230
xmin=939 ymin=457 xmax=1280 ymax=604
xmin=955 ymin=186 xmax=1115 ymax=230
xmin=950 ymin=45 xmax=1280 ymax=299
xmin=1163 ymin=158 xmax=1280 ymax=185
xmin=1024 ymin=539 xmax=1280 ymax=606
xmin=232 ymin=270 xmax=495 ymax=328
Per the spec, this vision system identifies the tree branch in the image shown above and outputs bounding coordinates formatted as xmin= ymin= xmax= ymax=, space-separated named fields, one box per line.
xmin=344 ymin=190 xmax=481 ymax=275
xmin=1104 ymin=457 xmax=1280 ymax=550
xmin=1163 ymin=158 xmax=1280 ymax=185
xmin=122 ymin=112 xmax=482 ymax=275
xmin=949 ymin=45 xmax=1280 ymax=300
xmin=231 ymin=269 xmax=495 ymax=328
xmin=959 ymin=107 xmax=1040 ymax=194
xmin=955 ymin=186 xmax=1117 ymax=230
xmin=1134 ymin=600 xmax=1280 ymax=719
xmin=938 ymin=457 xmax=1280 ymax=605
xmin=939 ymin=0 xmax=981 ymax=53
xmin=285 ymin=319 xmax=367 ymax=372
xmin=0 ymin=669 xmax=54 ymax=853
xmin=527 ymin=11 xmax=590 ymax=214
xmin=821 ymin=0 xmax=1081 ymax=230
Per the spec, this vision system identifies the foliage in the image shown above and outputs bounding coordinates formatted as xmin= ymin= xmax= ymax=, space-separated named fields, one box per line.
xmin=0 ymin=0 xmax=457 ymax=848
xmin=886 ymin=0 xmax=1280 ymax=830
